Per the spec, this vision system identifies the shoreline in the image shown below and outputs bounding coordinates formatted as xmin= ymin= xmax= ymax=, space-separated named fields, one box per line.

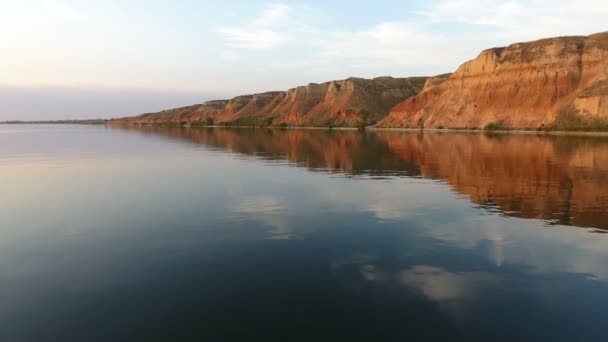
xmin=368 ymin=127 xmax=608 ymax=137
xmin=106 ymin=123 xmax=608 ymax=137
xmin=4 ymin=121 xmax=608 ymax=136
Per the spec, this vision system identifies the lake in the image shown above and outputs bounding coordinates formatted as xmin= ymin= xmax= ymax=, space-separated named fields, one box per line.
xmin=2 ymin=124 xmax=608 ymax=341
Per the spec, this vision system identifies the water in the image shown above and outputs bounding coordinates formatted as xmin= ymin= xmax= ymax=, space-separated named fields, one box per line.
xmin=1 ymin=124 xmax=608 ymax=341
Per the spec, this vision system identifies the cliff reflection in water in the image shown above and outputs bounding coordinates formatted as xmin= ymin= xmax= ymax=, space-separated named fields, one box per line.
xmin=114 ymin=126 xmax=608 ymax=231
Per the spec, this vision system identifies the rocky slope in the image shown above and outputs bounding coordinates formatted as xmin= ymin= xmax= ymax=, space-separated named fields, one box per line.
xmin=111 ymin=77 xmax=426 ymax=127
xmin=379 ymin=32 xmax=608 ymax=129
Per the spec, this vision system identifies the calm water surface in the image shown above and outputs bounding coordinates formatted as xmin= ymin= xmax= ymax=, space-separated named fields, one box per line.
xmin=1 ymin=124 xmax=608 ymax=341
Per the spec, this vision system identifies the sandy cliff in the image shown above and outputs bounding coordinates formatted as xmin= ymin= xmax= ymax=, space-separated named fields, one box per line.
xmin=379 ymin=32 xmax=608 ymax=129
xmin=111 ymin=77 xmax=426 ymax=127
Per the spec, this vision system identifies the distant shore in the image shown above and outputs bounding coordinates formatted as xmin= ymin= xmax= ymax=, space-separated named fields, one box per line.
xmin=0 ymin=120 xmax=107 ymax=125
xmin=368 ymin=127 xmax=608 ymax=136
xmin=106 ymin=122 xmax=608 ymax=136
xmin=4 ymin=120 xmax=608 ymax=136
xmin=3 ymin=120 xmax=608 ymax=136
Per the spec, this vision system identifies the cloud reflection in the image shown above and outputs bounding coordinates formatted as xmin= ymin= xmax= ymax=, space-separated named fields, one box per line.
xmin=236 ymin=197 xmax=293 ymax=240
xmin=399 ymin=266 xmax=500 ymax=302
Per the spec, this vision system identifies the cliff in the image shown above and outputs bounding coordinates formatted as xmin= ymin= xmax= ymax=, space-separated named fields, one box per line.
xmin=379 ymin=32 xmax=608 ymax=129
xmin=111 ymin=77 xmax=427 ymax=127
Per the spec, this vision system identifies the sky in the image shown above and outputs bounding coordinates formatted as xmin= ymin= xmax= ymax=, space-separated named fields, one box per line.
xmin=1 ymin=0 xmax=607 ymax=120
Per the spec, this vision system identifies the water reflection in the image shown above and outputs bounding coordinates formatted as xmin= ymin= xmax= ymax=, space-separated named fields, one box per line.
xmin=3 ymin=124 xmax=608 ymax=341
xmin=114 ymin=126 xmax=608 ymax=231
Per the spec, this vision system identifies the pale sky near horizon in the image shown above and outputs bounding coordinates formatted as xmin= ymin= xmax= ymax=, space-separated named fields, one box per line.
xmin=1 ymin=0 xmax=607 ymax=120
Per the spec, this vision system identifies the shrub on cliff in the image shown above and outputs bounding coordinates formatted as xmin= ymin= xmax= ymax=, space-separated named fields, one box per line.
xmin=356 ymin=109 xmax=373 ymax=131
xmin=356 ymin=121 xmax=367 ymax=131
xmin=484 ymin=121 xmax=510 ymax=131
xmin=551 ymin=108 xmax=608 ymax=131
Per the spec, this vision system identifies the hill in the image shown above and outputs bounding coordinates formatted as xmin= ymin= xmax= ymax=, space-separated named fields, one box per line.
xmin=378 ymin=32 xmax=608 ymax=130
xmin=110 ymin=77 xmax=427 ymax=127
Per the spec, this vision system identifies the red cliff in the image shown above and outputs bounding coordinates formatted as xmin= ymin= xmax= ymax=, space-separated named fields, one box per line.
xmin=379 ymin=32 xmax=608 ymax=129
xmin=111 ymin=77 xmax=426 ymax=127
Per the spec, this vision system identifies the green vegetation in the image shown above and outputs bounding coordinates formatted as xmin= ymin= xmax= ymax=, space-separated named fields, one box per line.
xmin=220 ymin=116 xmax=276 ymax=128
xmin=262 ymin=117 xmax=275 ymax=127
xmin=441 ymin=126 xmax=481 ymax=131
xmin=189 ymin=120 xmax=207 ymax=127
xmin=227 ymin=116 xmax=257 ymax=127
xmin=355 ymin=109 xmax=372 ymax=131
xmin=549 ymin=108 xmax=608 ymax=131
xmin=484 ymin=121 xmax=510 ymax=131
xmin=188 ymin=118 xmax=217 ymax=127
xmin=359 ymin=109 xmax=371 ymax=122
xmin=145 ymin=122 xmax=183 ymax=127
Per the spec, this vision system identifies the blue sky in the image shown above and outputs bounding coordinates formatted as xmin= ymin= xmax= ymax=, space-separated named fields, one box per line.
xmin=1 ymin=0 xmax=607 ymax=119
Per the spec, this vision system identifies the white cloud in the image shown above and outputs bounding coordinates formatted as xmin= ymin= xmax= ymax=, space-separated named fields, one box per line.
xmin=4 ymin=1 xmax=608 ymax=95
xmin=220 ymin=50 xmax=241 ymax=62
xmin=317 ymin=21 xmax=478 ymax=70
xmin=43 ymin=0 xmax=87 ymax=21
xmin=252 ymin=3 xmax=290 ymax=27
xmin=419 ymin=0 xmax=608 ymax=39
xmin=312 ymin=0 xmax=607 ymax=72
xmin=218 ymin=1 xmax=608 ymax=78
xmin=217 ymin=28 xmax=288 ymax=49
xmin=217 ymin=3 xmax=293 ymax=49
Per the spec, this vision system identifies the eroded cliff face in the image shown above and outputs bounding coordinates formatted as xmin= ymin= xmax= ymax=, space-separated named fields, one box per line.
xmin=379 ymin=32 xmax=608 ymax=129
xmin=111 ymin=77 xmax=426 ymax=127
